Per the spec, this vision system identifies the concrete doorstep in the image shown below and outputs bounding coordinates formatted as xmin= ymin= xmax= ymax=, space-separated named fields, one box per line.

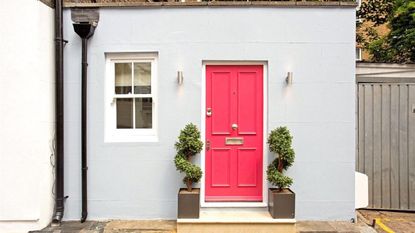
xmin=32 ymin=219 xmax=377 ymax=233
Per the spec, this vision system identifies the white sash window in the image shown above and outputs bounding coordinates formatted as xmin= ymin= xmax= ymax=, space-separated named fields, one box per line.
xmin=105 ymin=53 xmax=158 ymax=142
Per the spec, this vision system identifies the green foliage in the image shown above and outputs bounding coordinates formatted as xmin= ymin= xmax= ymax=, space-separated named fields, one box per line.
xmin=388 ymin=1 xmax=415 ymax=63
xmin=174 ymin=123 xmax=203 ymax=190
xmin=267 ymin=127 xmax=295 ymax=190
xmin=267 ymin=127 xmax=295 ymax=170
xmin=357 ymin=0 xmax=394 ymax=26
xmin=357 ymin=0 xmax=415 ymax=63
xmin=267 ymin=167 xmax=293 ymax=190
xmin=367 ymin=37 xmax=394 ymax=62
xmin=175 ymin=123 xmax=204 ymax=156
xmin=174 ymin=153 xmax=203 ymax=184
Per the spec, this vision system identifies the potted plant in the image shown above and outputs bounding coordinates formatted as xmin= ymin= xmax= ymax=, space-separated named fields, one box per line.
xmin=174 ymin=123 xmax=203 ymax=219
xmin=267 ymin=126 xmax=296 ymax=219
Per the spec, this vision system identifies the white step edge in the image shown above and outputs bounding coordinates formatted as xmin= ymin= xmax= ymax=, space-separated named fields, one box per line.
xmin=178 ymin=209 xmax=296 ymax=223
xmin=177 ymin=218 xmax=296 ymax=224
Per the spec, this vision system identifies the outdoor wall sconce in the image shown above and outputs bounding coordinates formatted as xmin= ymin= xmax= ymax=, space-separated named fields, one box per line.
xmin=177 ymin=71 xmax=184 ymax=85
xmin=286 ymin=72 xmax=293 ymax=85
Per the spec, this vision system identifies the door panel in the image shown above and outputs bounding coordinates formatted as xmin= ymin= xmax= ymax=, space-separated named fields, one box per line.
xmin=237 ymin=148 xmax=258 ymax=187
xmin=211 ymin=148 xmax=231 ymax=187
xmin=238 ymin=72 xmax=257 ymax=135
xmin=205 ymin=65 xmax=263 ymax=202
xmin=211 ymin=72 xmax=232 ymax=135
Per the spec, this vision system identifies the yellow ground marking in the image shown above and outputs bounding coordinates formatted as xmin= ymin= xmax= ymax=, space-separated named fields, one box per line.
xmin=379 ymin=218 xmax=408 ymax=222
xmin=375 ymin=218 xmax=395 ymax=233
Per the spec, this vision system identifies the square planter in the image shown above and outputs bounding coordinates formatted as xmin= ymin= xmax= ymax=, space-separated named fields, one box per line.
xmin=268 ymin=188 xmax=295 ymax=219
xmin=178 ymin=188 xmax=200 ymax=219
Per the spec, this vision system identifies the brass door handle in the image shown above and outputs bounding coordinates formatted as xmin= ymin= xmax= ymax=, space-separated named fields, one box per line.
xmin=232 ymin=123 xmax=238 ymax=130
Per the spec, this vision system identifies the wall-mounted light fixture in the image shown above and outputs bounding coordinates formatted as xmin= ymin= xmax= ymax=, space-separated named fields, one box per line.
xmin=286 ymin=72 xmax=293 ymax=85
xmin=177 ymin=71 xmax=184 ymax=85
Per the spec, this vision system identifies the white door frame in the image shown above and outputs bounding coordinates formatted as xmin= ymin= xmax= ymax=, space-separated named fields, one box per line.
xmin=200 ymin=61 xmax=268 ymax=208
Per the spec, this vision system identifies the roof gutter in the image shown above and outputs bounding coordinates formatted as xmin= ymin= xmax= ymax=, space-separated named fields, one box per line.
xmin=63 ymin=1 xmax=358 ymax=8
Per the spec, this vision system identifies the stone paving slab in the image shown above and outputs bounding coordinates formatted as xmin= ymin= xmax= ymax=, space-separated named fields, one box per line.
xmin=296 ymin=221 xmax=337 ymax=233
xmin=32 ymin=219 xmax=376 ymax=233
xmin=30 ymin=221 xmax=107 ymax=233
xmin=296 ymin=221 xmax=377 ymax=233
xmin=104 ymin=220 xmax=176 ymax=233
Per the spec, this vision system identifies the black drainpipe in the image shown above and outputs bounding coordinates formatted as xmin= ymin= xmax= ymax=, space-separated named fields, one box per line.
xmin=52 ymin=0 xmax=65 ymax=224
xmin=73 ymin=22 xmax=96 ymax=223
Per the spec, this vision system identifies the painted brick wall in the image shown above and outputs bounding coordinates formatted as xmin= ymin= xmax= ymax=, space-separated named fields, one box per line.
xmin=62 ymin=7 xmax=356 ymax=220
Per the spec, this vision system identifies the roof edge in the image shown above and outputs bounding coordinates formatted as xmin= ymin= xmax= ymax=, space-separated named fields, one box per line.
xmin=63 ymin=1 xmax=358 ymax=9
xmin=40 ymin=0 xmax=55 ymax=8
xmin=357 ymin=62 xmax=415 ymax=68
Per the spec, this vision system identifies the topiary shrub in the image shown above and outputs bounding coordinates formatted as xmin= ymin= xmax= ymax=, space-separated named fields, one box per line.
xmin=174 ymin=123 xmax=203 ymax=192
xmin=267 ymin=126 xmax=295 ymax=192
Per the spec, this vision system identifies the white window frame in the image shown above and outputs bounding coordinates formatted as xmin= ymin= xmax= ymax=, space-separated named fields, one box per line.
xmin=105 ymin=53 xmax=158 ymax=142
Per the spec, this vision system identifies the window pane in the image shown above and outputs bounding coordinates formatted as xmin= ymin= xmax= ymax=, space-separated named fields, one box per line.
xmin=134 ymin=63 xmax=151 ymax=94
xmin=135 ymin=98 xmax=152 ymax=128
xmin=115 ymin=63 xmax=132 ymax=94
xmin=116 ymin=98 xmax=133 ymax=128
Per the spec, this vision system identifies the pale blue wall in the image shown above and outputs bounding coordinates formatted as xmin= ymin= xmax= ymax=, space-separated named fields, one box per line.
xmin=63 ymin=7 xmax=356 ymax=220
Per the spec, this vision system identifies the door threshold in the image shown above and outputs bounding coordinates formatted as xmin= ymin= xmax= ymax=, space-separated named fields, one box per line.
xmin=201 ymin=202 xmax=267 ymax=208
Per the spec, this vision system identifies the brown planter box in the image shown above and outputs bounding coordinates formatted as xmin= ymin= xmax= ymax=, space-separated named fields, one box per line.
xmin=178 ymin=188 xmax=200 ymax=219
xmin=268 ymin=188 xmax=295 ymax=219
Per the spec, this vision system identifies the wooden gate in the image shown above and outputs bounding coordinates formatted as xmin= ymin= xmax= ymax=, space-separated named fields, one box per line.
xmin=357 ymin=82 xmax=415 ymax=210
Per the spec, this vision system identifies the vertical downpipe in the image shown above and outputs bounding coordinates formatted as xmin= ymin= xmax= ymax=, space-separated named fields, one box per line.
xmin=73 ymin=22 xmax=96 ymax=223
xmin=52 ymin=0 xmax=65 ymax=224
xmin=81 ymin=37 xmax=88 ymax=223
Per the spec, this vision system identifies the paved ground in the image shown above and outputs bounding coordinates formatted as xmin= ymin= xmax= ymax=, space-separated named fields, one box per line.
xmin=31 ymin=210 xmax=415 ymax=233
xmin=296 ymin=220 xmax=376 ymax=233
xmin=32 ymin=219 xmax=376 ymax=233
xmin=31 ymin=220 xmax=176 ymax=233
xmin=358 ymin=209 xmax=415 ymax=233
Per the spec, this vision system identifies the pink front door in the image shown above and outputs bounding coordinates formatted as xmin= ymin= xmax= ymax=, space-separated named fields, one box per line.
xmin=205 ymin=65 xmax=263 ymax=202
